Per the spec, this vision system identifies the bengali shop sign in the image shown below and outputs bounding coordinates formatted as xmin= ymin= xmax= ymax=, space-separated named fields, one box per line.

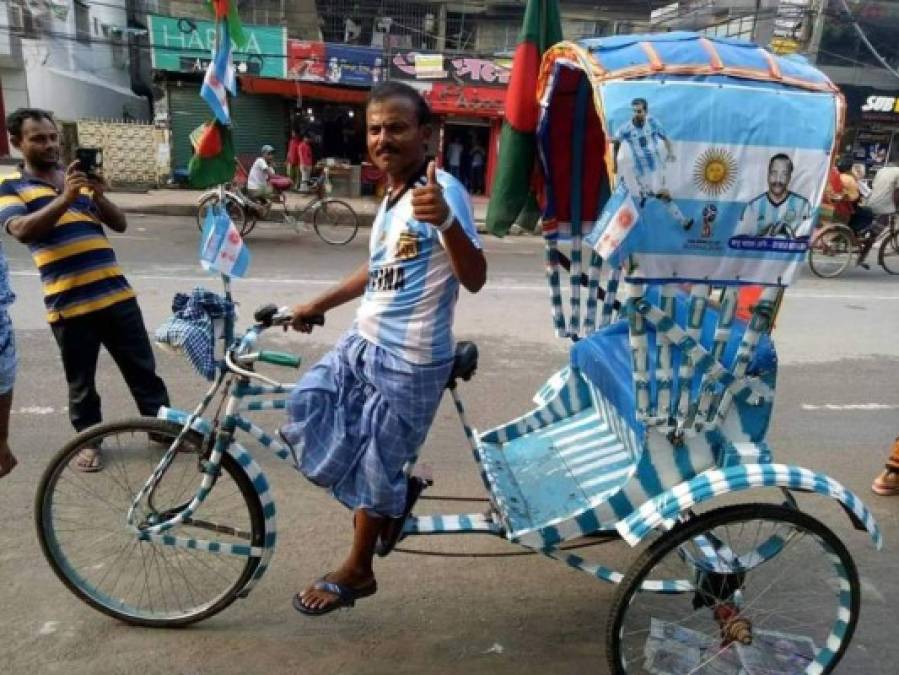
xmin=390 ymin=52 xmax=511 ymax=86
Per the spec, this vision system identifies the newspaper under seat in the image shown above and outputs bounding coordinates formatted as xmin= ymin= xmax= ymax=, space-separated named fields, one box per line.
xmin=477 ymin=366 xmax=642 ymax=544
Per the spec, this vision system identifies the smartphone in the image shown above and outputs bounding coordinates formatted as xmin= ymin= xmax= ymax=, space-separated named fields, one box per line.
xmin=75 ymin=147 xmax=103 ymax=177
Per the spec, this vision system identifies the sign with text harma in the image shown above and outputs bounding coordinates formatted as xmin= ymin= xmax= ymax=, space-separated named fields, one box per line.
xmin=390 ymin=51 xmax=511 ymax=86
xmin=148 ymin=15 xmax=286 ymax=79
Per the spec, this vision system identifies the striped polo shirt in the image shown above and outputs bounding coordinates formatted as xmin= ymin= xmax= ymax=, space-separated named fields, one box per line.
xmin=0 ymin=168 xmax=134 ymax=323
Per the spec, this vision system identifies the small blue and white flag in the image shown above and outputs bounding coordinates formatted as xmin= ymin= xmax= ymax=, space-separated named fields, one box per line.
xmin=200 ymin=22 xmax=237 ymax=125
xmin=585 ymin=180 xmax=641 ymax=266
xmin=199 ymin=203 xmax=251 ymax=277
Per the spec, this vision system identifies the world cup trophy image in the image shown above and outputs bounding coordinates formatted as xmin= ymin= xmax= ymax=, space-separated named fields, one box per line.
xmin=701 ymin=203 xmax=718 ymax=238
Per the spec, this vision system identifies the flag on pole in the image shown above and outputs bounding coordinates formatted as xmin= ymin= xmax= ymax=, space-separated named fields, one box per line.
xmin=200 ymin=21 xmax=237 ymax=125
xmin=584 ymin=182 xmax=640 ymax=266
xmin=199 ymin=203 xmax=251 ymax=277
xmin=188 ymin=120 xmax=236 ymax=188
xmin=486 ymin=0 xmax=562 ymax=237
xmin=207 ymin=0 xmax=247 ymax=49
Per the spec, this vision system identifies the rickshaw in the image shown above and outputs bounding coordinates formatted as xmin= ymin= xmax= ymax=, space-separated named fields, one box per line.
xmin=35 ymin=33 xmax=881 ymax=674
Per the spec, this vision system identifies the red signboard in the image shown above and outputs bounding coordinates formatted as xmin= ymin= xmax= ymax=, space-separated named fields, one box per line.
xmin=425 ymin=84 xmax=505 ymax=118
xmin=287 ymin=41 xmax=327 ymax=81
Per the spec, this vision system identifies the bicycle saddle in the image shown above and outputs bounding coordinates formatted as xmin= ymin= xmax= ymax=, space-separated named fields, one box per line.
xmin=447 ymin=341 xmax=478 ymax=388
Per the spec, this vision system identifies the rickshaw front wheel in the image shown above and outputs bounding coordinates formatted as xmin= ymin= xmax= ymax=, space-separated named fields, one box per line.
xmin=606 ymin=503 xmax=860 ymax=674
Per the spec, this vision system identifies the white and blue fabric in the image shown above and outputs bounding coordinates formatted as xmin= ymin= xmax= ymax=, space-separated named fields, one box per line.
xmin=281 ymin=331 xmax=452 ymax=517
xmin=0 ymin=239 xmax=16 ymax=395
xmin=200 ymin=21 xmax=237 ymax=125
xmin=199 ymin=203 xmax=250 ymax=278
xmin=155 ymin=288 xmax=234 ymax=380
xmin=615 ymin=115 xmax=668 ymax=191
xmin=355 ymin=169 xmax=481 ymax=365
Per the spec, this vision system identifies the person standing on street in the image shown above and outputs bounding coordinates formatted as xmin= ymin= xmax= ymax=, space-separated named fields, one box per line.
xmin=280 ymin=81 xmax=486 ymax=616
xmin=1 ymin=108 xmax=170 ymax=472
xmin=298 ymin=133 xmax=315 ymax=192
xmin=0 ymin=235 xmax=16 ymax=480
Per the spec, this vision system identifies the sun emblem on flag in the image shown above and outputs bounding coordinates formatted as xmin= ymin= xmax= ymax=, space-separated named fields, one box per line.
xmin=616 ymin=209 xmax=635 ymax=229
xmin=693 ymin=147 xmax=738 ymax=197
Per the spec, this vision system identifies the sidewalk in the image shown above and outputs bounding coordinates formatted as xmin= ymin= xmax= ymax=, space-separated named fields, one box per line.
xmin=111 ymin=188 xmax=504 ymax=232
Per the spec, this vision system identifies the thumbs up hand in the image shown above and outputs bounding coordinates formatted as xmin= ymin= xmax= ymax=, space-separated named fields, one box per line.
xmin=412 ymin=160 xmax=451 ymax=229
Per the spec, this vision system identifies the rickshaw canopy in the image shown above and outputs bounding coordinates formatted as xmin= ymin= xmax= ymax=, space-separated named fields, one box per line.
xmin=536 ymin=32 xmax=842 ymax=287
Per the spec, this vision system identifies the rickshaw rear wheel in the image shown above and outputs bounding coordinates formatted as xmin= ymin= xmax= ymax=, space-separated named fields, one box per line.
xmin=606 ymin=503 xmax=859 ymax=675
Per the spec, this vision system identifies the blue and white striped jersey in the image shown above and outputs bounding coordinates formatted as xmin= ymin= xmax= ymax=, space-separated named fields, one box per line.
xmin=615 ymin=116 xmax=668 ymax=177
xmin=737 ymin=191 xmax=811 ymax=237
xmin=355 ymin=169 xmax=481 ymax=365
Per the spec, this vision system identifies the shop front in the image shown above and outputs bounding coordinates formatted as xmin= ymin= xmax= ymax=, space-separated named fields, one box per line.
xmin=839 ymin=85 xmax=899 ymax=176
xmin=148 ymin=15 xmax=290 ymax=174
xmin=389 ymin=51 xmax=510 ymax=196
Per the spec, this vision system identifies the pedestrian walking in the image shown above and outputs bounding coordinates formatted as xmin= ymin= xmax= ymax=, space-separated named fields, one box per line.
xmin=279 ymin=81 xmax=486 ymax=616
xmin=0 ymin=236 xmax=16 ymax=480
xmin=1 ymin=108 xmax=170 ymax=472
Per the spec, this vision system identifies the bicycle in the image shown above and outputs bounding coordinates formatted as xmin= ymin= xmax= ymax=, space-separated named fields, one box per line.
xmin=808 ymin=213 xmax=898 ymax=277
xmin=196 ymin=168 xmax=359 ymax=245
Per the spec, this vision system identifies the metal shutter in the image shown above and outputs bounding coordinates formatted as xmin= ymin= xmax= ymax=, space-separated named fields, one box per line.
xmin=168 ymin=83 xmax=288 ymax=172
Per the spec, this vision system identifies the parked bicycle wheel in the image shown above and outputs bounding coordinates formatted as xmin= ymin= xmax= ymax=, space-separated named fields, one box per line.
xmin=808 ymin=225 xmax=854 ymax=278
xmin=35 ymin=418 xmax=264 ymax=627
xmin=313 ymin=199 xmax=359 ymax=245
xmin=196 ymin=196 xmax=251 ymax=237
xmin=606 ymin=503 xmax=860 ymax=675
xmin=878 ymin=221 xmax=899 ymax=274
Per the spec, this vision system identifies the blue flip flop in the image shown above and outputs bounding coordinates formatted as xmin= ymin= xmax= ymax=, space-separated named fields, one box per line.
xmin=293 ymin=576 xmax=378 ymax=617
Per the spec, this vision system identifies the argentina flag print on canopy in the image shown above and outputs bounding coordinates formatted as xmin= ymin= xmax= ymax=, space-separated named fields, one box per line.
xmin=537 ymin=32 xmax=842 ymax=287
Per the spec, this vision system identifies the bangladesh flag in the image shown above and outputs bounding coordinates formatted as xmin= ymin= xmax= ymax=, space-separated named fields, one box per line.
xmin=207 ymin=0 xmax=247 ymax=49
xmin=188 ymin=121 xmax=236 ymax=189
xmin=486 ymin=0 xmax=562 ymax=236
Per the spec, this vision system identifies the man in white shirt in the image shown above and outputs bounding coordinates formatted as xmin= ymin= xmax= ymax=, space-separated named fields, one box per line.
xmin=864 ymin=163 xmax=899 ymax=217
xmin=446 ymin=137 xmax=463 ymax=179
xmin=247 ymin=144 xmax=275 ymax=200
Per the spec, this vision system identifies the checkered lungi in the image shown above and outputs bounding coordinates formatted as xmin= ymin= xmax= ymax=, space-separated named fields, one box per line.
xmin=281 ymin=331 xmax=453 ymax=518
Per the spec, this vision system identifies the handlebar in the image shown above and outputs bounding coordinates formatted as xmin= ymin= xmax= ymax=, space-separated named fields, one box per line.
xmin=223 ymin=304 xmax=325 ymax=385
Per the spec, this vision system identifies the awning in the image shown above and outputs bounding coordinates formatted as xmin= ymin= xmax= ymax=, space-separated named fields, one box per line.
xmin=239 ymin=75 xmax=369 ymax=104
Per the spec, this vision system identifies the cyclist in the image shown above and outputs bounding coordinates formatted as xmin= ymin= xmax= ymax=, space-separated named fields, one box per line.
xmin=246 ymin=144 xmax=276 ymax=216
xmin=857 ymin=162 xmax=898 ymax=269
xmin=280 ymin=82 xmax=486 ymax=616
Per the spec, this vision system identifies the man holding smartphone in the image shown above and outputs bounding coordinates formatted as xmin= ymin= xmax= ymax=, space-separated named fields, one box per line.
xmin=0 ymin=108 xmax=169 ymax=472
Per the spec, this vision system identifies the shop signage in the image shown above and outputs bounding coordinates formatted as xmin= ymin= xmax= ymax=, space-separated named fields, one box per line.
xmin=391 ymin=52 xmax=511 ymax=86
xmin=425 ymin=84 xmax=505 ymax=117
xmin=861 ymin=95 xmax=899 ymax=114
xmin=287 ymin=41 xmax=385 ymax=86
xmin=148 ymin=15 xmax=286 ymax=79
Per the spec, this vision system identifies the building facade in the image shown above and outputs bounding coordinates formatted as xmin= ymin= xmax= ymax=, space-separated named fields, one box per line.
xmin=0 ymin=0 xmax=148 ymax=147
xmin=147 ymin=1 xmax=662 ymax=191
